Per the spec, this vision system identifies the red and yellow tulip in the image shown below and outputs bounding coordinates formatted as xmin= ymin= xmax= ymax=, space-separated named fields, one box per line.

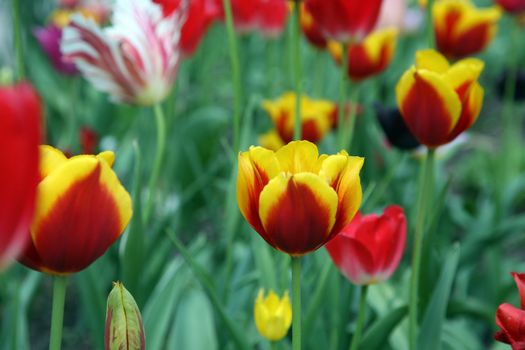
xmin=396 ymin=49 xmax=484 ymax=148
xmin=259 ymin=92 xmax=337 ymax=150
xmin=237 ymin=141 xmax=363 ymax=256
xmin=0 ymin=82 xmax=41 ymax=268
xmin=19 ymin=146 xmax=132 ymax=275
xmin=433 ymin=0 xmax=502 ymax=59
xmin=328 ymin=28 xmax=398 ymax=82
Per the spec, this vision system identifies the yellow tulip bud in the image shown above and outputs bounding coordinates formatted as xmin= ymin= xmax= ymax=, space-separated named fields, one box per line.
xmin=254 ymin=289 xmax=292 ymax=342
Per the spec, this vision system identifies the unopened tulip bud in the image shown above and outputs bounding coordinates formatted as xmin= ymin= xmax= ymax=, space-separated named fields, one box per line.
xmin=254 ymin=289 xmax=292 ymax=341
xmin=105 ymin=282 xmax=145 ymax=350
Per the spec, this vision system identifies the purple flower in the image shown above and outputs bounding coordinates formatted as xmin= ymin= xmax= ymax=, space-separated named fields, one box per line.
xmin=34 ymin=25 xmax=78 ymax=75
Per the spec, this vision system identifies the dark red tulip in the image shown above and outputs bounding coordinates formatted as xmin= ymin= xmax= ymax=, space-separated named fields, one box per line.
xmin=326 ymin=206 xmax=406 ymax=285
xmin=304 ymin=0 xmax=384 ymax=43
xmin=495 ymin=272 xmax=525 ymax=350
xmin=0 ymin=82 xmax=41 ymax=268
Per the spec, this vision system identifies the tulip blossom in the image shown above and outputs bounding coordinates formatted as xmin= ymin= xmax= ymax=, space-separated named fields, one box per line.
xmin=153 ymin=0 xmax=220 ymax=56
xmin=19 ymin=146 xmax=132 ymax=274
xmin=105 ymin=282 xmax=145 ymax=350
xmin=304 ymin=0 xmax=384 ymax=43
xmin=259 ymin=92 xmax=337 ymax=150
xmin=396 ymin=49 xmax=484 ymax=148
xmin=375 ymin=105 xmax=420 ymax=151
xmin=433 ymin=0 xmax=502 ymax=59
xmin=237 ymin=140 xmax=363 ymax=256
xmin=0 ymin=83 xmax=41 ymax=267
xmin=300 ymin=3 xmax=328 ymax=49
xmin=254 ymin=289 xmax=292 ymax=342
xmin=496 ymin=0 xmax=525 ymax=14
xmin=326 ymin=206 xmax=406 ymax=285
xmin=328 ymin=28 xmax=398 ymax=82
xmin=218 ymin=0 xmax=288 ymax=37
xmin=495 ymin=272 xmax=525 ymax=349
xmin=61 ymin=0 xmax=183 ymax=105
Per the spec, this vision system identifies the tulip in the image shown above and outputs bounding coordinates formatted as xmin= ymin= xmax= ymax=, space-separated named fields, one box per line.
xmin=61 ymin=0 xmax=183 ymax=106
xmin=375 ymin=104 xmax=420 ymax=151
xmin=254 ymin=289 xmax=292 ymax=342
xmin=259 ymin=92 xmax=337 ymax=150
xmin=153 ymin=0 xmax=220 ymax=56
xmin=105 ymin=282 xmax=145 ymax=350
xmin=19 ymin=146 xmax=132 ymax=274
xmin=396 ymin=49 xmax=484 ymax=148
xmin=304 ymin=0 xmax=384 ymax=43
xmin=0 ymin=82 xmax=41 ymax=267
xmin=495 ymin=272 xmax=525 ymax=349
xmin=218 ymin=0 xmax=288 ymax=36
xmin=326 ymin=206 xmax=406 ymax=285
xmin=300 ymin=3 xmax=328 ymax=49
xmin=237 ymin=140 xmax=363 ymax=255
xmin=433 ymin=0 xmax=501 ymax=59
xmin=496 ymin=0 xmax=525 ymax=14
xmin=328 ymin=28 xmax=398 ymax=82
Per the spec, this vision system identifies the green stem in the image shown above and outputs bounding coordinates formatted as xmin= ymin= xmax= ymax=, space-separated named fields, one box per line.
xmin=343 ymin=84 xmax=360 ymax=151
xmin=12 ymin=0 xmax=24 ymax=80
xmin=292 ymin=2 xmax=302 ymax=141
xmin=408 ymin=148 xmax=435 ymax=350
xmin=337 ymin=43 xmax=350 ymax=150
xmin=143 ymin=103 xmax=167 ymax=225
xmin=426 ymin=0 xmax=435 ymax=48
xmin=292 ymin=256 xmax=302 ymax=350
xmin=349 ymin=285 xmax=369 ymax=350
xmin=221 ymin=0 xmax=242 ymax=154
xmin=49 ymin=276 xmax=68 ymax=350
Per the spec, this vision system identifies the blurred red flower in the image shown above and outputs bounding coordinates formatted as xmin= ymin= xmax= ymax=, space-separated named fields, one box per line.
xmin=304 ymin=0 xmax=384 ymax=43
xmin=496 ymin=0 xmax=525 ymax=14
xmin=326 ymin=206 xmax=406 ymax=285
xmin=0 ymin=82 xmax=41 ymax=268
xmin=495 ymin=272 xmax=525 ymax=349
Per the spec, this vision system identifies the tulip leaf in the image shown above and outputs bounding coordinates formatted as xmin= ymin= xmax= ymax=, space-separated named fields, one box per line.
xmin=360 ymin=305 xmax=408 ymax=350
xmin=120 ymin=141 xmax=145 ymax=304
xmin=168 ymin=287 xmax=218 ymax=350
xmin=168 ymin=229 xmax=251 ymax=350
xmin=417 ymin=243 xmax=461 ymax=350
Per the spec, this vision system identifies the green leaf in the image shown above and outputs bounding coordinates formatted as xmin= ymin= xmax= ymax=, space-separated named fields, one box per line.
xmin=120 ymin=141 xmax=145 ymax=304
xmin=417 ymin=244 xmax=461 ymax=350
xmin=168 ymin=287 xmax=218 ymax=350
xmin=360 ymin=305 xmax=408 ymax=350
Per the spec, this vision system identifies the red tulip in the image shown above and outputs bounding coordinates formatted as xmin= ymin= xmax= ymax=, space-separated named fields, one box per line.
xmin=495 ymin=272 xmax=525 ymax=349
xmin=326 ymin=205 xmax=406 ymax=285
xmin=153 ymin=0 xmax=220 ymax=56
xmin=304 ymin=0 xmax=384 ymax=43
xmin=495 ymin=0 xmax=525 ymax=14
xmin=0 ymin=82 xmax=41 ymax=268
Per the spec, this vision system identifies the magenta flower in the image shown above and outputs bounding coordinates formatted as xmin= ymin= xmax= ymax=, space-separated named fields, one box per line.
xmin=61 ymin=0 xmax=183 ymax=105
xmin=34 ymin=25 xmax=79 ymax=75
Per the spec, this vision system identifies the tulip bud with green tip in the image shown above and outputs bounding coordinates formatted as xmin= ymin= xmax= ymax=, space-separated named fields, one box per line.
xmin=105 ymin=282 xmax=145 ymax=350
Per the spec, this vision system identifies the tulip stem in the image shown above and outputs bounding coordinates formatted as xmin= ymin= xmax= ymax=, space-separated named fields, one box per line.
xmin=344 ymin=84 xmax=360 ymax=151
xmin=221 ymin=0 xmax=242 ymax=154
xmin=337 ymin=43 xmax=349 ymax=150
xmin=292 ymin=1 xmax=303 ymax=141
xmin=49 ymin=276 xmax=67 ymax=350
xmin=426 ymin=0 xmax=435 ymax=48
xmin=291 ymin=256 xmax=302 ymax=350
xmin=409 ymin=148 xmax=435 ymax=350
xmin=12 ymin=0 xmax=24 ymax=80
xmin=143 ymin=103 xmax=167 ymax=225
xmin=349 ymin=285 xmax=369 ymax=350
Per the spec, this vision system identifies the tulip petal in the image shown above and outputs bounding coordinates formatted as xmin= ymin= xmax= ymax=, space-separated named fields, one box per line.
xmin=259 ymin=172 xmax=338 ymax=255
xmin=415 ymin=49 xmax=450 ymax=73
xmin=259 ymin=130 xmax=285 ymax=151
xmin=445 ymin=58 xmax=484 ymax=99
xmin=396 ymin=67 xmax=462 ymax=147
xmin=326 ymin=234 xmax=375 ymax=285
xmin=39 ymin=145 xmax=68 ymax=179
xmin=512 ymin=273 xmax=525 ymax=309
xmin=30 ymin=156 xmax=132 ymax=274
xmin=495 ymin=303 xmax=525 ymax=349
xmin=320 ymin=154 xmax=364 ymax=236
xmin=237 ymin=147 xmax=280 ymax=244
xmin=275 ymin=140 xmax=321 ymax=174
xmin=448 ymin=81 xmax=483 ymax=141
